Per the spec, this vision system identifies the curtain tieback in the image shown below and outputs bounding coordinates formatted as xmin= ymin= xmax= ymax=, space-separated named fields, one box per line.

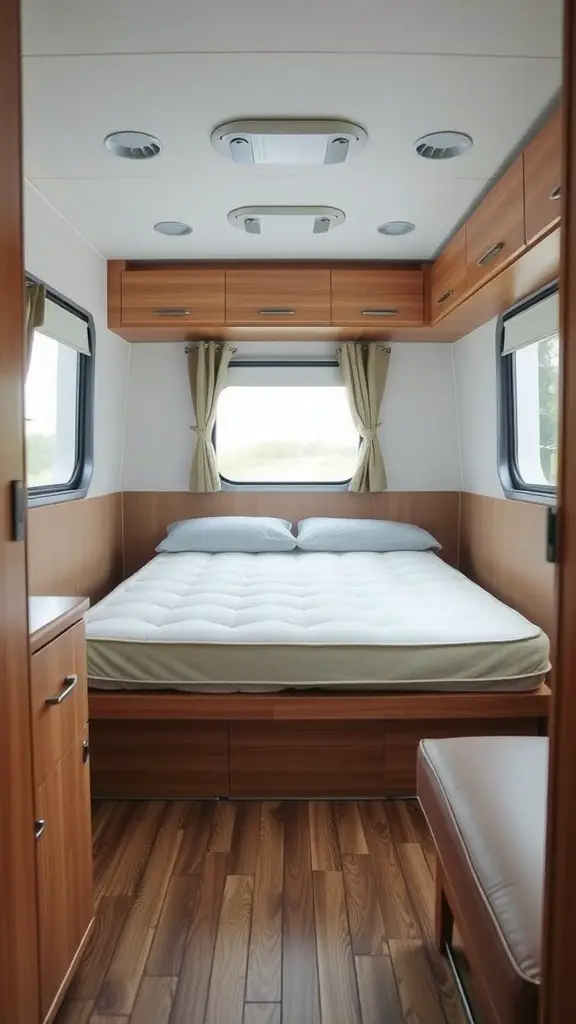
xmin=362 ymin=425 xmax=381 ymax=442
xmin=191 ymin=424 xmax=211 ymax=442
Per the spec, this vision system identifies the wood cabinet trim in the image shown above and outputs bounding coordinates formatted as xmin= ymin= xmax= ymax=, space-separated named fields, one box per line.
xmin=29 ymin=596 xmax=90 ymax=654
xmin=524 ymin=104 xmax=563 ymax=246
xmin=465 ymin=156 xmax=527 ymax=291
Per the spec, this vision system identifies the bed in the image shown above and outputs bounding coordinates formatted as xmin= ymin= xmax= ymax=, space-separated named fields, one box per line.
xmin=86 ymin=548 xmax=551 ymax=799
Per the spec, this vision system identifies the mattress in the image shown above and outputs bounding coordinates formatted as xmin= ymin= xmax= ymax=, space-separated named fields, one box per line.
xmin=85 ymin=550 xmax=550 ymax=693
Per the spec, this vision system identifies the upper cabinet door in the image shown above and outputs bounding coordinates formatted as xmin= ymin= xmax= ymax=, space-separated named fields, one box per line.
xmin=121 ymin=268 xmax=225 ymax=326
xmin=465 ymin=157 xmax=526 ymax=292
xmin=226 ymin=267 xmax=331 ymax=325
xmin=524 ymin=106 xmax=562 ymax=246
xmin=331 ymin=267 xmax=424 ymax=325
xmin=429 ymin=226 xmax=467 ymax=322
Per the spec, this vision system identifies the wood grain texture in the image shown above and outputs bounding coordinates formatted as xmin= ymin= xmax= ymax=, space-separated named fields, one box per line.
xmin=460 ymin=492 xmax=555 ymax=642
xmin=389 ymin=939 xmax=448 ymax=1024
xmin=29 ymin=596 xmax=89 ymax=654
xmin=331 ymin=267 xmax=424 ymax=325
xmin=524 ymin=104 xmax=563 ymax=246
xmin=313 ymin=871 xmax=362 ymax=1024
xmin=246 ymin=802 xmax=284 ymax=1002
xmin=360 ymin=802 xmax=419 ymax=940
xmin=106 ymin=260 xmax=124 ymax=331
xmin=0 ymin=1 xmax=40 ymax=1020
xmin=465 ymin=157 xmax=526 ymax=292
xmin=243 ymin=1006 xmax=281 ymax=1024
xmin=309 ymin=801 xmax=341 ymax=870
xmin=121 ymin=489 xmax=460 ymax=575
xmin=30 ymin=620 xmax=88 ymax=786
xmin=28 ymin=492 xmax=123 ymax=603
xmin=129 ymin=977 xmax=176 ymax=1024
xmin=204 ymin=874 xmax=254 ymax=1024
xmin=355 ymin=954 xmax=404 ymax=1024
xmin=122 ymin=268 xmax=225 ymax=326
xmin=334 ymin=801 xmax=369 ymax=855
xmin=230 ymin=800 xmax=262 ymax=874
xmin=226 ymin=267 xmax=331 ymax=326
xmin=342 ymin=855 xmax=386 ymax=954
xmin=145 ymin=875 xmax=199 ymax=976
xmin=430 ymin=227 xmax=467 ymax=322
xmin=282 ymin=802 xmax=321 ymax=1024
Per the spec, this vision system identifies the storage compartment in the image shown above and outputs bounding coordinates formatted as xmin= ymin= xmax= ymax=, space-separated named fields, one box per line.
xmin=30 ymin=621 xmax=88 ymax=786
xmin=524 ymin=105 xmax=562 ymax=245
xmin=331 ymin=267 xmax=424 ymax=325
xmin=465 ymin=157 xmax=526 ymax=292
xmin=225 ymin=267 xmax=331 ymax=325
xmin=121 ymin=268 xmax=225 ymax=325
xmin=430 ymin=227 xmax=467 ymax=322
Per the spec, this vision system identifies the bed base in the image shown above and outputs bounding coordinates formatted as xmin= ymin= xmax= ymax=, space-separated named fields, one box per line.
xmin=88 ymin=685 xmax=550 ymax=799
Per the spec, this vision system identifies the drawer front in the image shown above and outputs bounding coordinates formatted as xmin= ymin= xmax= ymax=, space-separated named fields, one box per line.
xmin=331 ymin=268 xmax=424 ymax=325
xmin=430 ymin=227 xmax=467 ymax=322
xmin=524 ymin=106 xmax=562 ymax=246
xmin=121 ymin=269 xmax=225 ymax=325
xmin=31 ymin=620 xmax=88 ymax=786
xmin=226 ymin=268 xmax=331 ymax=325
xmin=466 ymin=157 xmax=526 ymax=292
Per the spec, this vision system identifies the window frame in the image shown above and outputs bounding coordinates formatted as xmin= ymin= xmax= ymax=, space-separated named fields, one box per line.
xmin=497 ymin=280 xmax=559 ymax=505
xmin=214 ymin=358 xmax=358 ymax=490
xmin=26 ymin=273 xmax=95 ymax=507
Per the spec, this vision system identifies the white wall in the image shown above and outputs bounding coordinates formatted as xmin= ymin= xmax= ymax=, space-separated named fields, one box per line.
xmin=452 ymin=317 xmax=504 ymax=498
xmin=24 ymin=182 xmax=130 ymax=497
xmin=121 ymin=340 xmax=462 ymax=491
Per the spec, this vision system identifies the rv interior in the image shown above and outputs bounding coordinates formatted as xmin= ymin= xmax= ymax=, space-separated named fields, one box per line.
xmin=4 ymin=0 xmax=576 ymax=1021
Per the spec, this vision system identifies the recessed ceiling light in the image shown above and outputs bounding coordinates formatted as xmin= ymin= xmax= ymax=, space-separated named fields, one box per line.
xmin=228 ymin=205 xmax=346 ymax=236
xmin=415 ymin=131 xmax=473 ymax=160
xmin=153 ymin=221 xmax=193 ymax=236
xmin=104 ymin=130 xmax=162 ymax=160
xmin=212 ymin=119 xmax=367 ymax=166
xmin=377 ymin=221 xmax=416 ymax=236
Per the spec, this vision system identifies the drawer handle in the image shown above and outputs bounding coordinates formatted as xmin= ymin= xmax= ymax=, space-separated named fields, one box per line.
xmin=437 ymin=289 xmax=454 ymax=305
xmin=259 ymin=308 xmax=296 ymax=316
xmin=34 ymin=819 xmax=46 ymax=840
xmin=477 ymin=242 xmax=505 ymax=267
xmin=361 ymin=309 xmax=399 ymax=317
xmin=152 ymin=308 xmax=191 ymax=317
xmin=45 ymin=674 xmax=78 ymax=706
xmin=550 ymin=185 xmax=562 ymax=201
xmin=83 ymin=739 xmax=90 ymax=764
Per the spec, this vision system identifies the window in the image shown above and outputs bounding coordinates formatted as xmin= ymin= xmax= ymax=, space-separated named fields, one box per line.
xmin=215 ymin=362 xmax=359 ymax=485
xmin=25 ymin=281 xmax=94 ymax=504
xmin=498 ymin=285 xmax=559 ymax=499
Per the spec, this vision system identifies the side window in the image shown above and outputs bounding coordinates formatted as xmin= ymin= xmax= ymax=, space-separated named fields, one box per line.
xmin=25 ymin=281 xmax=94 ymax=504
xmin=498 ymin=285 xmax=559 ymax=499
xmin=214 ymin=361 xmax=359 ymax=486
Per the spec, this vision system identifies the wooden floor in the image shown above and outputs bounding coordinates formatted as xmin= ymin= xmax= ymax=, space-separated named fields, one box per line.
xmin=56 ymin=799 xmax=467 ymax=1024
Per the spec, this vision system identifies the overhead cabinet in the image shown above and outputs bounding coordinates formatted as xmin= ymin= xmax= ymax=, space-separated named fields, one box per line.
xmin=331 ymin=267 xmax=425 ymax=325
xmin=429 ymin=226 xmax=467 ymax=323
xmin=524 ymin=105 xmax=562 ymax=246
xmin=226 ymin=267 xmax=331 ymax=325
xmin=465 ymin=156 xmax=526 ymax=292
xmin=121 ymin=268 xmax=225 ymax=326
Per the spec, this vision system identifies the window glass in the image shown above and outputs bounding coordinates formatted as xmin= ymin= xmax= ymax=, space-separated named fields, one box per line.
xmin=216 ymin=385 xmax=359 ymax=483
xmin=26 ymin=331 xmax=80 ymax=488
xmin=514 ymin=333 xmax=559 ymax=488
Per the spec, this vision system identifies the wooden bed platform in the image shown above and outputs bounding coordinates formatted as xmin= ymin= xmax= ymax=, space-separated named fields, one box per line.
xmin=88 ymin=685 xmax=551 ymax=799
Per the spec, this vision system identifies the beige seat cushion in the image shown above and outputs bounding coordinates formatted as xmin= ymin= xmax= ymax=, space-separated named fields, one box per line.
xmin=417 ymin=736 xmax=548 ymax=1024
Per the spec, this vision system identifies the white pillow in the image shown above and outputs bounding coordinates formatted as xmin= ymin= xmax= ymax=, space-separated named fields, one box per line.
xmin=295 ymin=517 xmax=441 ymax=552
xmin=156 ymin=516 xmax=296 ymax=553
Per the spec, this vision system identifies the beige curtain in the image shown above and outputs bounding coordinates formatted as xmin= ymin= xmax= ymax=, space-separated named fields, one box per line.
xmin=338 ymin=343 xmax=390 ymax=492
xmin=25 ymin=280 xmax=45 ymax=368
xmin=188 ymin=341 xmax=234 ymax=492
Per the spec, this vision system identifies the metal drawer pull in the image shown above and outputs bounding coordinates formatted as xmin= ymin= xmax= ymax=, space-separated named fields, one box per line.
xmin=550 ymin=185 xmax=562 ymax=201
xmin=259 ymin=308 xmax=296 ymax=316
xmin=152 ymin=308 xmax=191 ymax=317
xmin=477 ymin=241 xmax=505 ymax=267
xmin=361 ymin=309 xmax=398 ymax=317
xmin=45 ymin=674 xmax=78 ymax=706
xmin=34 ymin=819 xmax=46 ymax=840
xmin=437 ymin=289 xmax=453 ymax=305
xmin=83 ymin=739 xmax=90 ymax=764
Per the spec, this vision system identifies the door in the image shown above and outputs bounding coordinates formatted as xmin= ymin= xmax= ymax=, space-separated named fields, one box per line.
xmin=35 ymin=728 xmax=93 ymax=1020
xmin=0 ymin=1 xmax=40 ymax=1022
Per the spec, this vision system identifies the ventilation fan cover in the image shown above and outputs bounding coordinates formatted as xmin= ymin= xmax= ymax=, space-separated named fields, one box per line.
xmin=104 ymin=131 xmax=162 ymax=160
xmin=228 ymin=206 xmax=346 ymax=236
xmin=212 ymin=119 xmax=367 ymax=165
xmin=415 ymin=131 xmax=473 ymax=160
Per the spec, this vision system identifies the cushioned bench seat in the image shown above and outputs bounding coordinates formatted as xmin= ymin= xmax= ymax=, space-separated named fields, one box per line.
xmin=417 ymin=736 xmax=548 ymax=1024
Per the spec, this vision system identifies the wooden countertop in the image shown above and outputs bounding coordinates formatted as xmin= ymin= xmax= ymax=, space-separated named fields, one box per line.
xmin=29 ymin=596 xmax=90 ymax=655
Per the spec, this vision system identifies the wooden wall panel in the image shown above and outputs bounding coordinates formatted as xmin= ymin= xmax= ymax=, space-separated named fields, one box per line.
xmin=459 ymin=492 xmax=556 ymax=641
xmin=28 ymin=492 xmax=123 ymax=603
xmin=121 ymin=490 xmax=461 ymax=576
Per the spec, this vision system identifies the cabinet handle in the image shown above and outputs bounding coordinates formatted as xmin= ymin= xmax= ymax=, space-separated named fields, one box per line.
xmin=45 ymin=674 xmax=78 ymax=706
xmin=437 ymin=289 xmax=454 ymax=305
xmin=83 ymin=739 xmax=90 ymax=764
xmin=477 ymin=242 xmax=505 ymax=267
xmin=259 ymin=308 xmax=296 ymax=316
xmin=361 ymin=309 xmax=399 ymax=317
xmin=152 ymin=308 xmax=191 ymax=317
xmin=34 ymin=819 xmax=46 ymax=840
xmin=550 ymin=185 xmax=562 ymax=201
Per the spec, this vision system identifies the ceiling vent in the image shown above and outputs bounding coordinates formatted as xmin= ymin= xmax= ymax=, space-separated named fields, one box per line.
xmin=104 ymin=131 xmax=162 ymax=160
xmin=153 ymin=221 xmax=193 ymax=236
xmin=212 ymin=119 xmax=367 ymax=165
xmin=228 ymin=206 xmax=346 ymax=236
xmin=377 ymin=221 xmax=416 ymax=236
xmin=414 ymin=131 xmax=473 ymax=160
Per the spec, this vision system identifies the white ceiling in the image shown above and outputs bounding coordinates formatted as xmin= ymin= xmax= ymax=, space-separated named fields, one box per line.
xmin=21 ymin=0 xmax=563 ymax=261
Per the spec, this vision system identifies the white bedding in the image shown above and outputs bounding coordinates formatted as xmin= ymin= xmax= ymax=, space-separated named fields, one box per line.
xmin=85 ymin=550 xmax=550 ymax=692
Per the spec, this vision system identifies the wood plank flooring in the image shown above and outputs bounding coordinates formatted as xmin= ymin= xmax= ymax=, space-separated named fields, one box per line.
xmin=56 ymin=800 xmax=467 ymax=1024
